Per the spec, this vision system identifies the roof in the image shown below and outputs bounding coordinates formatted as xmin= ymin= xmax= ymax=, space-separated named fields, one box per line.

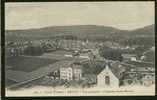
xmin=82 ymin=60 xmax=106 ymax=75
xmin=72 ymin=63 xmax=82 ymax=69
xmin=125 ymin=71 xmax=154 ymax=74
xmin=109 ymin=61 xmax=125 ymax=79
xmin=72 ymin=57 xmax=89 ymax=63
xmin=97 ymin=61 xmax=125 ymax=79
xmin=58 ymin=60 xmax=73 ymax=68
xmin=92 ymin=62 xmax=107 ymax=75
xmin=122 ymin=54 xmax=137 ymax=58
xmin=125 ymin=61 xmax=155 ymax=68
xmin=60 ymin=61 xmax=83 ymax=69
xmin=83 ymin=74 xmax=97 ymax=79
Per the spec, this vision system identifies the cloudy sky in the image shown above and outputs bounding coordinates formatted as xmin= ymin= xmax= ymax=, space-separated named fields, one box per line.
xmin=5 ymin=2 xmax=154 ymax=30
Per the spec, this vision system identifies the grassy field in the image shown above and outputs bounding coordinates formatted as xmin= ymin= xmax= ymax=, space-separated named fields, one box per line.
xmin=6 ymin=56 xmax=58 ymax=72
xmin=38 ymin=50 xmax=73 ymax=60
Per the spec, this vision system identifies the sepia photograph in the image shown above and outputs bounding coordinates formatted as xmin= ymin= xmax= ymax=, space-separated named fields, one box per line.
xmin=5 ymin=2 xmax=155 ymax=96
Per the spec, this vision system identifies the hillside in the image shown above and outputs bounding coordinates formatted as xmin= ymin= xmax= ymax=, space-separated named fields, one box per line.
xmin=5 ymin=24 xmax=154 ymax=42
xmin=127 ymin=24 xmax=154 ymax=37
xmin=5 ymin=25 xmax=123 ymax=39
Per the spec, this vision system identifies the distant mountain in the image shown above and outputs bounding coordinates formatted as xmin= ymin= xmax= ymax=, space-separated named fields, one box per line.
xmin=5 ymin=24 xmax=154 ymax=41
xmin=6 ymin=25 xmax=122 ymax=37
xmin=128 ymin=24 xmax=154 ymax=36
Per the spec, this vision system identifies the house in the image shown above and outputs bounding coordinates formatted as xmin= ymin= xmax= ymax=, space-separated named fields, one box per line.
xmin=141 ymin=72 xmax=155 ymax=86
xmin=140 ymin=55 xmax=146 ymax=60
xmin=59 ymin=61 xmax=73 ymax=81
xmin=72 ymin=63 xmax=82 ymax=81
xmin=59 ymin=62 xmax=82 ymax=81
xmin=47 ymin=70 xmax=60 ymax=80
xmin=122 ymin=54 xmax=137 ymax=61
xmin=97 ymin=62 xmax=125 ymax=87
xmin=60 ymin=66 xmax=73 ymax=81
xmin=123 ymin=61 xmax=155 ymax=86
xmin=123 ymin=70 xmax=155 ymax=86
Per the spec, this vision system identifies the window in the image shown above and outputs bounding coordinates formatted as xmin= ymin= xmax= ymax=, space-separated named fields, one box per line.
xmin=105 ymin=76 xmax=110 ymax=85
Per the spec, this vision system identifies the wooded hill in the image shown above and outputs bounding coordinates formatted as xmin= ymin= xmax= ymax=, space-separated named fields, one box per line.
xmin=5 ymin=24 xmax=155 ymax=46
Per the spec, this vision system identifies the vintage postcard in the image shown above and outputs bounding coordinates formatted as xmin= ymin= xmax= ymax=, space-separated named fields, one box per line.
xmin=5 ymin=2 xmax=155 ymax=96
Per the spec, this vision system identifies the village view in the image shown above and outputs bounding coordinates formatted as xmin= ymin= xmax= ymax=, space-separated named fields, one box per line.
xmin=5 ymin=25 xmax=155 ymax=90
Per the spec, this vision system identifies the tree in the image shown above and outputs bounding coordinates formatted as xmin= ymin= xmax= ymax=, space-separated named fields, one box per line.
xmin=53 ymin=38 xmax=61 ymax=49
xmin=24 ymin=45 xmax=44 ymax=56
xmin=33 ymin=46 xmax=44 ymax=56
xmin=99 ymin=46 xmax=123 ymax=61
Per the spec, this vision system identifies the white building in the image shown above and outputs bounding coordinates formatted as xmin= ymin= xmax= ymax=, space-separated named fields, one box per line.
xmin=60 ymin=67 xmax=73 ymax=81
xmin=122 ymin=54 xmax=137 ymax=61
xmin=73 ymin=64 xmax=82 ymax=81
xmin=59 ymin=62 xmax=82 ymax=81
xmin=97 ymin=63 xmax=125 ymax=87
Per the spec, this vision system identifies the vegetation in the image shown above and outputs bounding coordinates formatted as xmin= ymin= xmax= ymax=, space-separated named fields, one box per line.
xmin=120 ymin=37 xmax=155 ymax=47
xmin=82 ymin=61 xmax=106 ymax=75
xmin=24 ymin=45 xmax=44 ymax=56
xmin=99 ymin=46 xmax=123 ymax=61
xmin=6 ymin=24 xmax=154 ymax=43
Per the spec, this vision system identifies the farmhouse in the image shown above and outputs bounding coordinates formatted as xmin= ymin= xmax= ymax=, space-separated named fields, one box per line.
xmin=97 ymin=62 xmax=125 ymax=87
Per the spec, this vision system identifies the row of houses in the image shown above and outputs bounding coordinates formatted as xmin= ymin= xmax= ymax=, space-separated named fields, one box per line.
xmin=59 ymin=62 xmax=82 ymax=81
xmin=43 ymin=61 xmax=123 ymax=87
xmin=5 ymin=39 xmax=96 ymax=57
xmin=44 ymin=60 xmax=155 ymax=87
xmin=5 ymin=40 xmax=155 ymax=88
xmin=6 ymin=57 xmax=155 ymax=89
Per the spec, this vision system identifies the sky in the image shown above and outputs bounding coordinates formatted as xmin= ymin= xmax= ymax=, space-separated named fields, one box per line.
xmin=5 ymin=2 xmax=154 ymax=30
